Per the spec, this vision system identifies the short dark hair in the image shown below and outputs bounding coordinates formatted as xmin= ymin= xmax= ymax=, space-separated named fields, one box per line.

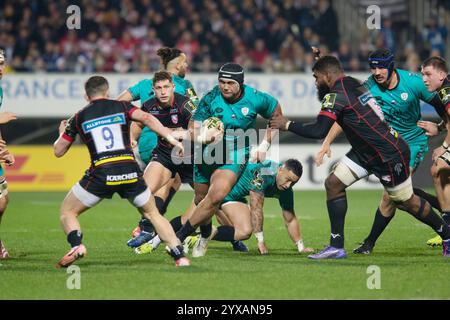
xmin=157 ymin=47 xmax=183 ymax=69
xmin=422 ymin=56 xmax=448 ymax=73
xmin=84 ymin=76 xmax=109 ymax=98
xmin=153 ymin=70 xmax=173 ymax=85
xmin=312 ymin=55 xmax=344 ymax=74
xmin=284 ymin=159 xmax=303 ymax=178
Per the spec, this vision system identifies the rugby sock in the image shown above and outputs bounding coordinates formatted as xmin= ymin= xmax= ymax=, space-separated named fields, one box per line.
xmin=212 ymin=226 xmax=235 ymax=242
xmin=67 ymin=230 xmax=83 ymax=248
xmin=365 ymin=208 xmax=395 ymax=244
xmin=170 ymin=216 xmax=183 ymax=232
xmin=327 ymin=196 xmax=347 ymax=248
xmin=139 ymin=218 xmax=155 ymax=234
xmin=200 ymin=222 xmax=212 ymax=238
xmin=168 ymin=245 xmax=185 ymax=260
xmin=442 ymin=212 xmax=450 ymax=225
xmin=176 ymin=220 xmax=195 ymax=243
xmin=413 ymin=188 xmax=441 ymax=212
xmin=162 ymin=187 xmax=177 ymax=213
xmin=409 ymin=198 xmax=450 ymax=240
xmin=154 ymin=196 xmax=166 ymax=215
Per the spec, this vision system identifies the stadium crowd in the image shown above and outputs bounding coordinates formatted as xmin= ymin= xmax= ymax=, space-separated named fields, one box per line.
xmin=0 ymin=0 xmax=448 ymax=74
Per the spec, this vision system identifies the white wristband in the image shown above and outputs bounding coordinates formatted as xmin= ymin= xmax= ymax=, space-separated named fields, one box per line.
xmin=255 ymin=232 xmax=264 ymax=243
xmin=296 ymin=239 xmax=304 ymax=252
xmin=257 ymin=140 xmax=271 ymax=153
xmin=285 ymin=121 xmax=292 ymax=131
xmin=443 ymin=141 xmax=449 ymax=150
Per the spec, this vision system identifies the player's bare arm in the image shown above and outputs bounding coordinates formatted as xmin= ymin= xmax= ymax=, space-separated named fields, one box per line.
xmin=250 ymin=190 xmax=268 ymax=255
xmin=54 ymin=120 xmax=74 ymax=158
xmin=282 ymin=209 xmax=314 ymax=253
xmin=315 ymin=123 xmax=343 ymax=166
xmin=251 ymin=104 xmax=282 ymax=163
xmin=0 ymin=112 xmax=17 ymax=125
xmin=117 ymin=89 xmax=133 ymax=102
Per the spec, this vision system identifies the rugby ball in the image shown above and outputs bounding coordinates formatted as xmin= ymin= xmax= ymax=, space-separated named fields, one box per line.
xmin=200 ymin=117 xmax=224 ymax=144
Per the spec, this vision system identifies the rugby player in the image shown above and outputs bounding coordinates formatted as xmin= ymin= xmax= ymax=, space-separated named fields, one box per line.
xmin=418 ymin=56 xmax=450 ymax=246
xmin=314 ymin=48 xmax=445 ymax=254
xmin=0 ymin=49 xmax=17 ymax=259
xmin=174 ymin=62 xmax=283 ymax=257
xmin=54 ymin=76 xmax=190 ymax=267
xmin=270 ymin=56 xmax=450 ymax=259
xmin=118 ymin=47 xmax=199 ymax=244
xmin=127 ymin=71 xmax=248 ymax=254
xmin=208 ymin=159 xmax=313 ymax=255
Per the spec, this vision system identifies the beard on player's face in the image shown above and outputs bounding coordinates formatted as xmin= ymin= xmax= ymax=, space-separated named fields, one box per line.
xmin=317 ymin=81 xmax=331 ymax=101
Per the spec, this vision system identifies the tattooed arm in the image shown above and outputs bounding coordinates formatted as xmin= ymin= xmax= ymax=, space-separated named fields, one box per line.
xmin=250 ymin=190 xmax=268 ymax=255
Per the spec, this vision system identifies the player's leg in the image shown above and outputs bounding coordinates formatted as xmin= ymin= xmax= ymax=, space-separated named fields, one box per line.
xmin=178 ymin=169 xmax=240 ymax=257
xmin=141 ymin=183 xmax=203 ymax=255
xmin=433 ymin=157 xmax=450 ymax=223
xmin=215 ymin=206 xmax=249 ymax=252
xmin=309 ymin=153 xmax=366 ymax=259
xmin=427 ymin=155 xmax=450 ymax=246
xmin=177 ymin=169 xmax=238 ymax=239
xmin=356 ymin=143 xmax=430 ymax=253
xmin=216 ymin=202 xmax=252 ymax=241
xmin=128 ymin=161 xmax=174 ymax=248
xmin=354 ymin=189 xmax=397 ymax=254
xmin=409 ymin=143 xmax=441 ymax=212
xmin=133 ymin=177 xmax=178 ymax=235
xmin=132 ymin=188 xmax=189 ymax=266
xmin=382 ymin=162 xmax=450 ymax=257
xmin=0 ymin=179 xmax=10 ymax=259
xmin=56 ymin=183 xmax=97 ymax=268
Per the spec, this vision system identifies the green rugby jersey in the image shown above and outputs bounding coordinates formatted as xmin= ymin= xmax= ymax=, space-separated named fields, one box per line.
xmin=193 ymin=84 xmax=277 ymax=162
xmin=224 ymin=160 xmax=294 ymax=211
xmin=364 ymin=69 xmax=436 ymax=145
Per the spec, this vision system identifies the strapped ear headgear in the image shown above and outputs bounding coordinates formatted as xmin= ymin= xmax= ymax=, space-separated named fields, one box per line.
xmin=218 ymin=63 xmax=244 ymax=87
xmin=368 ymin=49 xmax=395 ymax=80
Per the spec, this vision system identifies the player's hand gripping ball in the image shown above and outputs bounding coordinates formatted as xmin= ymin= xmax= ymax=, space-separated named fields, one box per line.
xmin=200 ymin=117 xmax=224 ymax=144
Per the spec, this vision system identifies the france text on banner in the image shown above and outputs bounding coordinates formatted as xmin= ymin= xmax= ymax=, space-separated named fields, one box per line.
xmin=4 ymin=146 xmax=90 ymax=191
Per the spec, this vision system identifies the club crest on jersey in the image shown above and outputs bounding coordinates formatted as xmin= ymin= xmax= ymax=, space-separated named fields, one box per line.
xmin=440 ymin=87 xmax=450 ymax=104
xmin=322 ymin=93 xmax=336 ymax=109
xmin=82 ymin=113 xmax=126 ymax=133
xmin=241 ymin=107 xmax=249 ymax=116
xmin=171 ymin=114 xmax=178 ymax=124
xmin=401 ymin=93 xmax=408 ymax=101
xmin=251 ymin=170 xmax=264 ymax=190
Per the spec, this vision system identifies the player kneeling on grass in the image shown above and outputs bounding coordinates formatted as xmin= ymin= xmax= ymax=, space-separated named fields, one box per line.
xmin=270 ymin=56 xmax=450 ymax=259
xmin=53 ymin=76 xmax=190 ymax=268
xmin=202 ymin=159 xmax=313 ymax=256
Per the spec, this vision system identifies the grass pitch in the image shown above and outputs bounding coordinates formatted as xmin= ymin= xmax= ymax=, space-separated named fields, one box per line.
xmin=0 ymin=190 xmax=449 ymax=299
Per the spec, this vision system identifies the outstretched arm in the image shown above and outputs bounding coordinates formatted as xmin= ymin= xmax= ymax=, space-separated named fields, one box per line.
xmin=269 ymin=113 xmax=336 ymax=140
